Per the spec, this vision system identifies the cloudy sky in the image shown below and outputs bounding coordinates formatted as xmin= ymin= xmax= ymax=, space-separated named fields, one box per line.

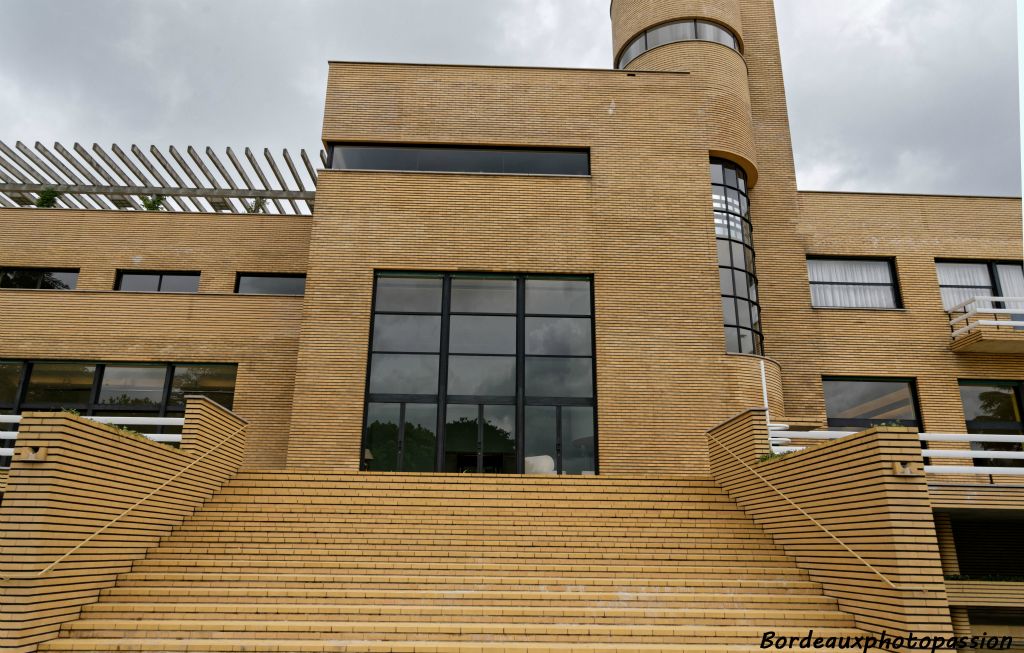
xmin=0 ymin=0 xmax=1018 ymax=196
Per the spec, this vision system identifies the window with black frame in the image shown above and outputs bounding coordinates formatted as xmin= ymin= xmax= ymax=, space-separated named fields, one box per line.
xmin=116 ymin=271 xmax=200 ymax=293
xmin=1 ymin=268 xmax=78 ymax=290
xmin=364 ymin=272 xmax=597 ymax=475
xmin=807 ymin=258 xmax=901 ymax=309
xmin=822 ymin=377 xmax=921 ymax=431
xmin=959 ymin=380 xmax=1024 ymax=468
xmin=936 ymin=260 xmax=1024 ymax=310
xmin=0 ymin=360 xmax=237 ymax=467
xmin=711 ymin=158 xmax=763 ymax=355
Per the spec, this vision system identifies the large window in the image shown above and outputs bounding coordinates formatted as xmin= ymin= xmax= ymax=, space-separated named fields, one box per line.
xmin=116 ymin=271 xmax=200 ymax=293
xmin=235 ymin=274 xmax=306 ymax=296
xmin=330 ymin=144 xmax=590 ymax=177
xmin=822 ymin=377 xmax=921 ymax=430
xmin=364 ymin=272 xmax=597 ymax=475
xmin=617 ymin=19 xmax=740 ymax=69
xmin=959 ymin=380 xmax=1023 ymax=468
xmin=712 ymin=159 xmax=763 ymax=355
xmin=937 ymin=260 xmax=1024 ymax=310
xmin=807 ymin=258 xmax=901 ymax=309
xmin=1 ymin=268 xmax=78 ymax=290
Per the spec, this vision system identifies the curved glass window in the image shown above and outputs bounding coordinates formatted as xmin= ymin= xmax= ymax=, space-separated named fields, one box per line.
xmin=617 ymin=19 xmax=739 ymax=69
xmin=711 ymin=158 xmax=763 ymax=355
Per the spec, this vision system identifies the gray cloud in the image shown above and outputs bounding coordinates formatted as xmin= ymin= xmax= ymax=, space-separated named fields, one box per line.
xmin=0 ymin=0 xmax=1017 ymax=196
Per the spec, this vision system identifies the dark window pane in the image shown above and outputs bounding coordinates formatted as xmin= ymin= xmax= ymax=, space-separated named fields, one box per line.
xmin=160 ymin=274 xmax=200 ymax=293
xmin=402 ymin=403 xmax=437 ymax=472
xmin=368 ymin=354 xmax=439 ymax=396
xmin=724 ymin=328 xmax=740 ymax=353
xmin=375 ymin=275 xmax=442 ymax=313
xmin=98 ymin=365 xmax=166 ymax=409
xmin=525 ymin=279 xmax=591 ymax=315
xmin=444 ymin=404 xmax=479 ymax=473
xmin=0 ymin=269 xmax=41 ymax=289
xmin=0 ymin=361 xmax=23 ymax=405
xmin=961 ymin=384 xmax=1022 ymax=432
xmin=525 ymin=317 xmax=592 ymax=356
xmin=823 ymin=379 xmax=918 ymax=426
xmin=1 ymin=269 xmax=81 ymax=290
xmin=237 ymin=275 xmax=305 ymax=295
xmin=118 ymin=273 xmax=161 ymax=292
xmin=525 ymin=357 xmax=593 ymax=398
xmin=364 ymin=403 xmax=400 ymax=471
xmin=450 ymin=278 xmax=516 ymax=313
xmin=524 ymin=406 xmax=557 ymax=474
xmin=721 ymin=297 xmax=737 ymax=325
xmin=24 ymin=362 xmax=96 ymax=406
xmin=562 ymin=406 xmax=596 ymax=475
xmin=333 ymin=145 xmax=589 ymax=177
xmin=41 ymin=271 xmax=78 ymax=290
xmin=447 ymin=355 xmax=516 ymax=396
xmin=483 ymin=405 xmax=516 ymax=473
xmin=169 ymin=364 xmax=237 ymax=409
xmin=647 ymin=20 xmax=695 ymax=48
xmin=449 ymin=316 xmax=516 ymax=354
xmin=373 ymin=315 xmax=441 ymax=352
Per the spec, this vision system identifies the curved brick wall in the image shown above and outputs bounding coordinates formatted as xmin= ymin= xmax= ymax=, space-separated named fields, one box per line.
xmin=628 ymin=41 xmax=758 ymax=178
xmin=721 ymin=354 xmax=786 ymax=422
xmin=611 ymin=0 xmax=744 ymax=61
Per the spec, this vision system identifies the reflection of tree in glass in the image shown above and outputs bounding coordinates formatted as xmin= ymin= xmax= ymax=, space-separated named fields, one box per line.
xmin=445 ymin=417 xmax=477 ymax=451
xmin=976 ymin=390 xmax=1019 ymax=423
xmin=366 ymin=419 xmax=399 ymax=471
xmin=1 ymin=270 xmax=73 ymax=290
xmin=39 ymin=273 xmax=73 ymax=290
xmin=98 ymin=393 xmax=161 ymax=408
xmin=402 ymin=423 xmax=436 ymax=472
xmin=172 ymin=365 xmax=236 ymax=408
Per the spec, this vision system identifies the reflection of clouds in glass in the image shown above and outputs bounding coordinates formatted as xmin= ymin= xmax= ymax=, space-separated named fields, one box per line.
xmin=824 ymin=380 xmax=915 ymax=420
xmin=525 ymin=280 xmax=590 ymax=315
xmin=373 ymin=315 xmax=441 ymax=352
xmin=369 ymin=354 xmax=439 ymax=395
xmin=526 ymin=318 xmax=591 ymax=355
xmin=525 ymin=358 xmax=593 ymax=398
xmin=447 ymin=356 xmax=515 ymax=395
xmin=375 ymin=276 xmax=442 ymax=313
xmin=450 ymin=278 xmax=516 ymax=313
xmin=449 ymin=316 xmax=516 ymax=354
xmin=485 ymin=406 xmax=515 ymax=441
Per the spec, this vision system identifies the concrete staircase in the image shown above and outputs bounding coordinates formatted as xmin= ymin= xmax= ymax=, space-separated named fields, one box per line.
xmin=41 ymin=472 xmax=871 ymax=652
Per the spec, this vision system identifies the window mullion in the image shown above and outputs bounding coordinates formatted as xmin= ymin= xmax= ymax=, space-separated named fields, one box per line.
xmin=435 ymin=275 xmax=451 ymax=472
xmin=516 ymin=277 xmax=526 ymax=474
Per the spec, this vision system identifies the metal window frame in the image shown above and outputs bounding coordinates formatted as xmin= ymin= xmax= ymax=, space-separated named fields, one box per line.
xmin=821 ymin=375 xmax=924 ymax=430
xmin=328 ymin=143 xmax=592 ymax=177
xmin=806 ymin=256 xmax=903 ymax=309
xmin=0 ymin=266 xmax=80 ymax=290
xmin=936 ymin=258 xmax=1024 ymax=306
xmin=361 ymin=271 xmax=598 ymax=475
xmin=615 ymin=18 xmax=742 ymax=69
xmin=234 ymin=272 xmax=307 ymax=295
xmin=114 ymin=269 xmax=201 ymax=293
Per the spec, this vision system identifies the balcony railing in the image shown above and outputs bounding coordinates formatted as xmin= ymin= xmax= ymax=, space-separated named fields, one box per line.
xmin=0 ymin=414 xmax=184 ymax=466
xmin=948 ymin=296 xmax=1024 ymax=340
xmin=770 ymin=427 xmax=1024 ymax=477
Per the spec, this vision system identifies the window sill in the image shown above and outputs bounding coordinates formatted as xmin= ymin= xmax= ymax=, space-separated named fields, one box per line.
xmin=810 ymin=306 xmax=908 ymax=312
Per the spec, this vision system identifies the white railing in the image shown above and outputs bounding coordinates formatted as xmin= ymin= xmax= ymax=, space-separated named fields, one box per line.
xmin=948 ymin=296 xmax=1024 ymax=339
xmin=769 ymin=426 xmax=1024 ymax=477
xmin=0 ymin=414 xmax=184 ymax=464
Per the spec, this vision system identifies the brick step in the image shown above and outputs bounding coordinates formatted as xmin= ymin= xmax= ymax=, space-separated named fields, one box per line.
xmin=158 ymin=533 xmax=775 ymax=546
xmin=39 ymin=637 xmax=845 ymax=652
xmin=98 ymin=586 xmax=835 ymax=607
xmin=114 ymin=573 xmax=809 ymax=589
xmin=178 ymin=515 xmax=762 ymax=527
xmin=127 ymin=558 xmax=803 ymax=575
xmin=80 ymin=602 xmax=856 ymax=626
xmin=226 ymin=472 xmax=721 ymax=486
xmin=147 ymin=542 xmax=780 ymax=556
xmin=57 ymin=619 xmax=866 ymax=644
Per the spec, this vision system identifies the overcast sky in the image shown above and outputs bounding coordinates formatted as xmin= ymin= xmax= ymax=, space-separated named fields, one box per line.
xmin=0 ymin=0 xmax=1018 ymax=196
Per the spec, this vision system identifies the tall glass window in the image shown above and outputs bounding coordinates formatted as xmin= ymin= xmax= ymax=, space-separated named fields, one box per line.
xmin=711 ymin=158 xmax=763 ymax=355
xmin=959 ymin=381 xmax=1024 ymax=468
xmin=364 ymin=272 xmax=597 ymax=475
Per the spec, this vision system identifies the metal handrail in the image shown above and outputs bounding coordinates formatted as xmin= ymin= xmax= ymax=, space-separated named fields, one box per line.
xmin=707 ymin=430 xmax=915 ymax=591
xmin=947 ymin=296 xmax=1024 ymax=338
xmin=2 ymin=419 xmax=246 ymax=581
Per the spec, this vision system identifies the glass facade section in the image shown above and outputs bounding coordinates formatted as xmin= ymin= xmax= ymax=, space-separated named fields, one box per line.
xmin=365 ymin=272 xmax=596 ymax=475
xmin=960 ymin=381 xmax=1023 ymax=468
xmin=617 ymin=19 xmax=740 ymax=69
xmin=711 ymin=158 xmax=763 ymax=354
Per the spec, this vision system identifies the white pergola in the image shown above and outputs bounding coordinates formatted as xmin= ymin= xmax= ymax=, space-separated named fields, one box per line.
xmin=0 ymin=141 xmax=324 ymax=215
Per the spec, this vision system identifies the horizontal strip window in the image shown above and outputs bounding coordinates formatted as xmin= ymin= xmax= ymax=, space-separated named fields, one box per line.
xmin=1 ymin=267 xmax=78 ymax=290
xmin=235 ymin=273 xmax=306 ymax=296
xmin=618 ymin=19 xmax=740 ymax=69
xmin=808 ymin=258 xmax=901 ymax=309
xmin=116 ymin=271 xmax=200 ymax=293
xmin=365 ymin=272 xmax=597 ymax=475
xmin=329 ymin=144 xmax=590 ymax=177
xmin=822 ymin=377 xmax=921 ymax=430
xmin=0 ymin=360 xmax=237 ymax=467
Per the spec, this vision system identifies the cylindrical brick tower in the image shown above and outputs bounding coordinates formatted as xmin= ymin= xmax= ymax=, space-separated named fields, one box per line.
xmin=611 ymin=0 xmax=757 ymax=179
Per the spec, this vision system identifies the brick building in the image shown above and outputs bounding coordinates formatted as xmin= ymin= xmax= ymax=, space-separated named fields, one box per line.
xmin=1 ymin=0 xmax=1022 ymax=650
